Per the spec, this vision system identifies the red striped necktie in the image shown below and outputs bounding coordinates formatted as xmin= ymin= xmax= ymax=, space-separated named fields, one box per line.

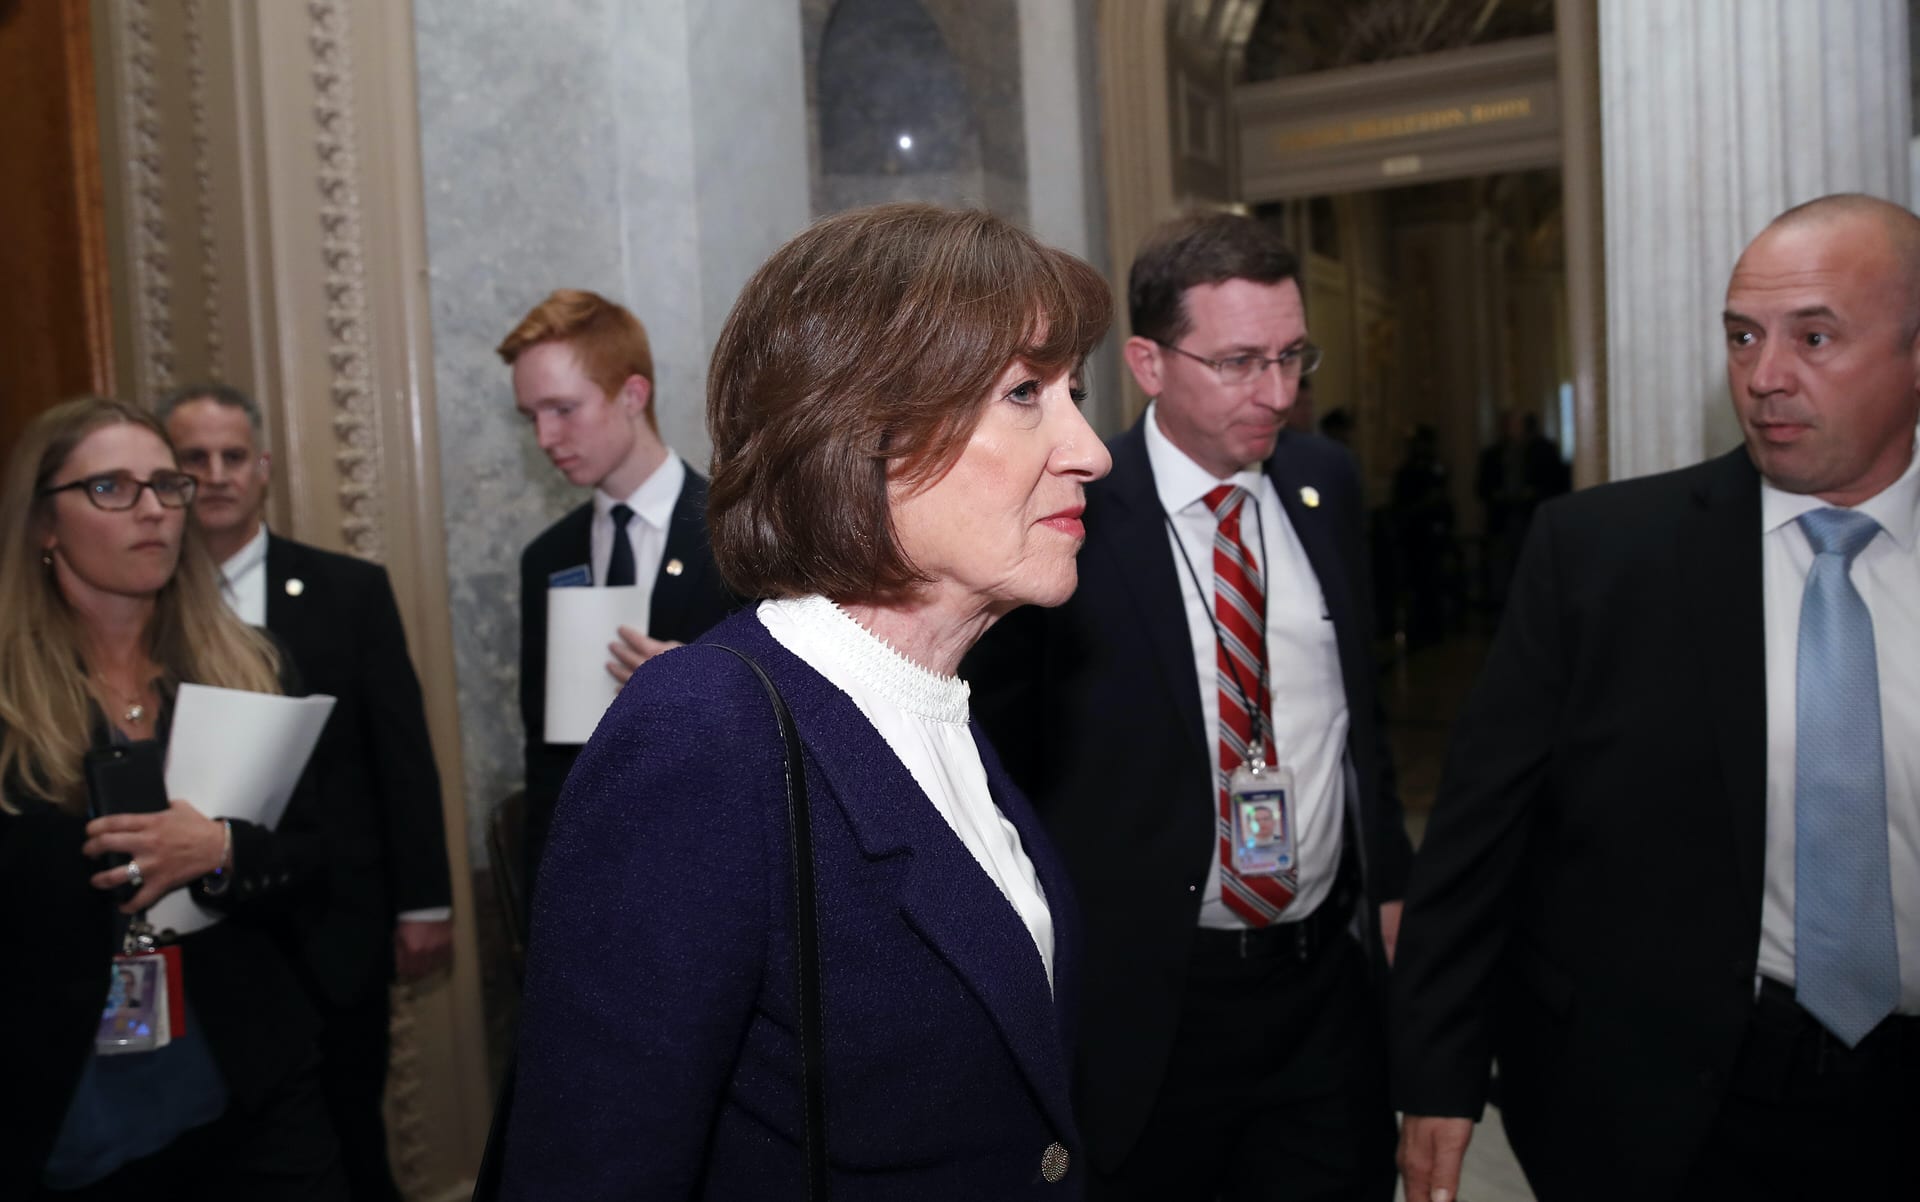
xmin=1204 ymin=484 xmax=1296 ymax=925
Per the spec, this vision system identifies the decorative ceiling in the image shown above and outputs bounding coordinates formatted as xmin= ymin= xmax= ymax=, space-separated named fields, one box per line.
xmin=1241 ymin=0 xmax=1556 ymax=82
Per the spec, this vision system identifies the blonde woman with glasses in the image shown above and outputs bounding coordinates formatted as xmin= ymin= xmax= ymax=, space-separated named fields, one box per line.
xmin=1 ymin=398 xmax=344 ymax=1200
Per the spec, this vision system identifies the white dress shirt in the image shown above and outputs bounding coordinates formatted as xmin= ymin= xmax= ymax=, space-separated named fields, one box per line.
xmin=217 ymin=524 xmax=451 ymax=926
xmin=219 ymin=522 xmax=271 ymax=626
xmin=1758 ymin=433 xmax=1920 ymax=1012
xmin=1144 ymin=405 xmax=1349 ymax=929
xmin=591 ymin=454 xmax=684 ymax=613
xmin=758 ymin=595 xmax=1055 ymax=989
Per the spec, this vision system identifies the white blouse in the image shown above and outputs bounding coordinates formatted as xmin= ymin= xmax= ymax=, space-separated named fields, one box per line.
xmin=757 ymin=596 xmax=1055 ymax=989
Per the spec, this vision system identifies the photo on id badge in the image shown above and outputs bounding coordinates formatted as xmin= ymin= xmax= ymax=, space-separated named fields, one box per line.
xmin=98 ymin=958 xmax=162 ymax=1054
xmin=1230 ymin=767 xmax=1294 ymax=876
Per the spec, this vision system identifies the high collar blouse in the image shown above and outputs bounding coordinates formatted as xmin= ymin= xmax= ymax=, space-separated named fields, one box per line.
xmin=757 ymin=595 xmax=1054 ymax=989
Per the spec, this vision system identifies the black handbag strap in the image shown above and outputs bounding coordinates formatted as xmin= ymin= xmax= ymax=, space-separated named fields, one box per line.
xmin=712 ymin=643 xmax=830 ymax=1201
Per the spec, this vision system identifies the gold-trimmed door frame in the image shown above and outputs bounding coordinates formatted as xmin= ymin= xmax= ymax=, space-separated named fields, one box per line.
xmin=1097 ymin=0 xmax=1608 ymax=486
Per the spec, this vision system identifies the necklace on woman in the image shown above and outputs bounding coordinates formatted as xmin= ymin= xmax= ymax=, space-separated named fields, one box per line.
xmin=98 ymin=677 xmax=153 ymax=728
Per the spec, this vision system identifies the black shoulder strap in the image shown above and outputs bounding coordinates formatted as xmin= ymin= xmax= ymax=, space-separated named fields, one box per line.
xmin=711 ymin=643 xmax=830 ymax=1201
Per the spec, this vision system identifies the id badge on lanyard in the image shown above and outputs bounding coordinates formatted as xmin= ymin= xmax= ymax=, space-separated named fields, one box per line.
xmin=1228 ymin=740 xmax=1295 ymax=877
xmin=97 ymin=921 xmax=185 ymax=1056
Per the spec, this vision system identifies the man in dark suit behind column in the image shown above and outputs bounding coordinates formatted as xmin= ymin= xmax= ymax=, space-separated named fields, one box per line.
xmin=1392 ymin=194 xmax=1920 ymax=1202
xmin=498 ymin=290 xmax=737 ymax=895
xmin=967 ymin=212 xmax=1411 ymax=1202
xmin=162 ymin=384 xmax=454 ymax=1202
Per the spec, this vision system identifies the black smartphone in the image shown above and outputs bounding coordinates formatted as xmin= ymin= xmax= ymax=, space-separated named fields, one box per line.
xmin=84 ymin=741 xmax=169 ymax=898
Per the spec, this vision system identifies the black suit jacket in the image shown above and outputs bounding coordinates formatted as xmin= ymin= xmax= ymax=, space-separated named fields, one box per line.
xmin=1391 ymin=447 xmax=1771 ymax=1202
xmin=518 ymin=464 xmax=737 ymax=884
xmin=266 ymin=533 xmax=451 ymax=1008
xmin=966 ymin=418 xmax=1412 ymax=1173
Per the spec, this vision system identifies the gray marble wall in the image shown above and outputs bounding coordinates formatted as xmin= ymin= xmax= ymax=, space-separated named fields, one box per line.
xmin=805 ymin=0 xmax=1028 ymax=223
xmin=413 ymin=0 xmax=809 ymax=853
xmin=413 ymin=0 xmax=1108 ymax=853
xmin=801 ymin=0 xmax=1119 ymax=429
xmin=1017 ymin=0 xmax=1120 ymax=435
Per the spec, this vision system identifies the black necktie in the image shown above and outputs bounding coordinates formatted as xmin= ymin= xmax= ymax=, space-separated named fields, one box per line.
xmin=605 ymin=504 xmax=637 ymax=587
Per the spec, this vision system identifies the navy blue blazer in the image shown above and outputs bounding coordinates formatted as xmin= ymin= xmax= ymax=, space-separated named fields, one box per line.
xmin=501 ymin=610 xmax=1084 ymax=1200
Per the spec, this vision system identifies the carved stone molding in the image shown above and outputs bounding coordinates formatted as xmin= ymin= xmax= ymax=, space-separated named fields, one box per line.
xmin=306 ymin=0 xmax=384 ymax=561
xmin=119 ymin=0 xmax=174 ymax=394
xmin=387 ymin=982 xmax=430 ymax=1197
xmin=96 ymin=1 xmax=494 ymax=1191
xmin=183 ymin=0 xmax=222 ymax=380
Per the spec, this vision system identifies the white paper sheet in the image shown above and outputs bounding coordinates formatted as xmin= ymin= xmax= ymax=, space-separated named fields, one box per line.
xmin=544 ymin=586 xmax=649 ymax=743
xmin=148 ymin=684 xmax=336 ymax=935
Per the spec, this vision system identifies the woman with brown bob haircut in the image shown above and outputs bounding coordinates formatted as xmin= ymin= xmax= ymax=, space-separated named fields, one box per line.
xmin=494 ymin=204 xmax=1113 ymax=1199
xmin=2 ymin=398 xmax=343 ymax=1198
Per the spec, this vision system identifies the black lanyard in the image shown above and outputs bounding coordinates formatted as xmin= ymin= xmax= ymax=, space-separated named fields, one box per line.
xmin=1164 ymin=489 xmax=1273 ymax=757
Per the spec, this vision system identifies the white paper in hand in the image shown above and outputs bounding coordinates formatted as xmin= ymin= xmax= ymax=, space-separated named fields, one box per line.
xmin=545 ymin=585 xmax=649 ymax=743
xmin=149 ymin=683 xmax=336 ymax=935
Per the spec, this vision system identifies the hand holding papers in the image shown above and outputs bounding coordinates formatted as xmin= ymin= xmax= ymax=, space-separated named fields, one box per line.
xmin=545 ymin=585 xmax=650 ymax=743
xmin=607 ymin=627 xmax=679 ymax=685
xmin=148 ymin=684 xmax=335 ymax=935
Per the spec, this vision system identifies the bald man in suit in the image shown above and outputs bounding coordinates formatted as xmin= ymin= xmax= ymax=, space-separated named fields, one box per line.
xmin=1392 ymin=195 xmax=1920 ymax=1202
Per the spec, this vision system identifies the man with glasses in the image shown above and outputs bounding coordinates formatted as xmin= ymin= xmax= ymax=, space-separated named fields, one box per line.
xmin=160 ymin=384 xmax=453 ymax=1202
xmin=967 ymin=212 xmax=1409 ymax=1201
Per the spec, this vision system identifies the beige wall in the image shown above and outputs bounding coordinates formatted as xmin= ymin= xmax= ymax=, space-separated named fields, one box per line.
xmin=90 ymin=0 xmax=490 ymax=1194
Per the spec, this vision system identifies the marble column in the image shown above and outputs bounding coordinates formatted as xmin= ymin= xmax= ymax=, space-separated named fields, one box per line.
xmin=413 ymin=0 xmax=809 ymax=856
xmin=689 ymin=0 xmax=814 ymax=393
xmin=1018 ymin=0 xmax=1120 ymax=432
xmin=1598 ymin=0 xmax=1910 ymax=480
xmin=1097 ymin=0 xmax=1176 ymax=426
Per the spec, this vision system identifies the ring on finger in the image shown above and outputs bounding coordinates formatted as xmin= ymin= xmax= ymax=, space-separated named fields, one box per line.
xmin=125 ymin=859 xmax=144 ymax=889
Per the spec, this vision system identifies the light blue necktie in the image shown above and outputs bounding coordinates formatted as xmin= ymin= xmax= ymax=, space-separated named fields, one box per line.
xmin=1793 ymin=507 xmax=1900 ymax=1047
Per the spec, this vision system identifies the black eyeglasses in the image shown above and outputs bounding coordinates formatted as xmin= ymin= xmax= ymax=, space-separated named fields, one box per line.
xmin=1153 ymin=339 xmax=1323 ymax=385
xmin=40 ymin=470 xmax=199 ymax=511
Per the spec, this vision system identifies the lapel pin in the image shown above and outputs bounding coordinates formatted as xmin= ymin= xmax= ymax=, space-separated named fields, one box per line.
xmin=285 ymin=578 xmax=306 ymax=597
xmin=1299 ymin=486 xmax=1320 ymax=509
xmin=664 ymin=558 xmax=684 ymax=577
